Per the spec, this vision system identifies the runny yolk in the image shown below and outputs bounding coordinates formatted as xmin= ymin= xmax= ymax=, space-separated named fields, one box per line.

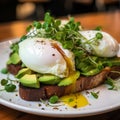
xmin=51 ymin=43 xmax=74 ymax=74
xmin=60 ymin=93 xmax=89 ymax=108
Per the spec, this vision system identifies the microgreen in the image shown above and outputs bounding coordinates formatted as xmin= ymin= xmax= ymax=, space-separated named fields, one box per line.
xmin=1 ymin=68 xmax=8 ymax=74
xmin=20 ymin=35 xmax=27 ymax=42
xmin=26 ymin=25 xmax=32 ymax=32
xmin=105 ymin=77 xmax=115 ymax=90
xmin=10 ymin=42 xmax=19 ymax=53
xmin=105 ymin=77 xmax=120 ymax=90
xmin=1 ymin=79 xmax=8 ymax=86
xmin=0 ymin=74 xmax=17 ymax=92
xmin=91 ymin=91 xmax=99 ymax=99
xmin=94 ymin=26 xmax=102 ymax=31
xmin=85 ymin=32 xmax=103 ymax=46
xmin=5 ymin=84 xmax=16 ymax=92
xmin=49 ymin=95 xmax=59 ymax=104
xmin=33 ymin=21 xmax=41 ymax=29
xmin=96 ymin=32 xmax=103 ymax=39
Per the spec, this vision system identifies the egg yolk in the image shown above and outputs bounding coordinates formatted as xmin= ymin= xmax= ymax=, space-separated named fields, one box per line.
xmin=51 ymin=43 xmax=75 ymax=75
xmin=60 ymin=93 xmax=89 ymax=108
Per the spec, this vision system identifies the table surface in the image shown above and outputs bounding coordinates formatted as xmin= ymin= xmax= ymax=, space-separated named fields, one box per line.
xmin=0 ymin=10 xmax=120 ymax=120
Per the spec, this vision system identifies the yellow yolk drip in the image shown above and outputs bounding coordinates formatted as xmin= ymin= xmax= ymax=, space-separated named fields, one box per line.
xmin=60 ymin=93 xmax=89 ymax=108
xmin=51 ymin=43 xmax=75 ymax=75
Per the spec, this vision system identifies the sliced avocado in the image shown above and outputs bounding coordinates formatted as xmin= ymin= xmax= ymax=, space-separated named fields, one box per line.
xmin=15 ymin=68 xmax=32 ymax=79
xmin=38 ymin=74 xmax=61 ymax=85
xmin=7 ymin=52 xmax=21 ymax=64
xmin=58 ymin=71 xmax=80 ymax=86
xmin=20 ymin=74 xmax=40 ymax=88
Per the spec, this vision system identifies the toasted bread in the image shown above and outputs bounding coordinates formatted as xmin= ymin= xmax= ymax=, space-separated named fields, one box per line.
xmin=7 ymin=63 xmax=120 ymax=101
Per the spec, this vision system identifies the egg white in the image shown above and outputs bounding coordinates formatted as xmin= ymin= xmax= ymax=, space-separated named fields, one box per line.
xmin=79 ymin=30 xmax=119 ymax=57
xmin=19 ymin=38 xmax=75 ymax=78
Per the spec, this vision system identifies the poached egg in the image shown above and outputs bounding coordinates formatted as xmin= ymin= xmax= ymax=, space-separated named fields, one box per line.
xmin=79 ymin=30 xmax=119 ymax=57
xmin=18 ymin=30 xmax=119 ymax=78
xmin=19 ymin=38 xmax=75 ymax=78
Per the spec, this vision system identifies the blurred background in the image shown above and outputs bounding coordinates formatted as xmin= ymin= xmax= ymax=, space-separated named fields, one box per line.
xmin=0 ymin=0 xmax=120 ymax=23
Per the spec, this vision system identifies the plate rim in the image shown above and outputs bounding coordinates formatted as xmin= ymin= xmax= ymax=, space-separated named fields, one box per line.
xmin=1 ymin=97 xmax=120 ymax=118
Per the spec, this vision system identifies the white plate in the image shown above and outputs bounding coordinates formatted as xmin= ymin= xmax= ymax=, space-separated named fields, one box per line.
xmin=0 ymin=39 xmax=120 ymax=118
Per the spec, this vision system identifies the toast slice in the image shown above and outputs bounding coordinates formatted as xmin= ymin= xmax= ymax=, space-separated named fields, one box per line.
xmin=19 ymin=67 xmax=112 ymax=101
xmin=7 ymin=63 xmax=120 ymax=101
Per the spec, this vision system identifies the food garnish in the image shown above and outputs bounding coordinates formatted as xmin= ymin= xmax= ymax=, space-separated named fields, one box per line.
xmin=0 ymin=74 xmax=17 ymax=92
xmin=49 ymin=95 xmax=59 ymax=104
xmin=90 ymin=91 xmax=99 ymax=99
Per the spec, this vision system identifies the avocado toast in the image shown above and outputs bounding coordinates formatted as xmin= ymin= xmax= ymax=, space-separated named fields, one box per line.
xmin=6 ymin=12 xmax=120 ymax=101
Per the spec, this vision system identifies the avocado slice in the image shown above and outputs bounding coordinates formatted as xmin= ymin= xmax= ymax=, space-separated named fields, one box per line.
xmin=20 ymin=74 xmax=40 ymax=88
xmin=15 ymin=68 xmax=32 ymax=79
xmin=7 ymin=52 xmax=21 ymax=64
xmin=58 ymin=71 xmax=80 ymax=86
xmin=38 ymin=74 xmax=61 ymax=84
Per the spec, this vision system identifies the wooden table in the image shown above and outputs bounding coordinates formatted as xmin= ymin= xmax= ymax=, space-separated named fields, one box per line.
xmin=0 ymin=10 xmax=120 ymax=120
